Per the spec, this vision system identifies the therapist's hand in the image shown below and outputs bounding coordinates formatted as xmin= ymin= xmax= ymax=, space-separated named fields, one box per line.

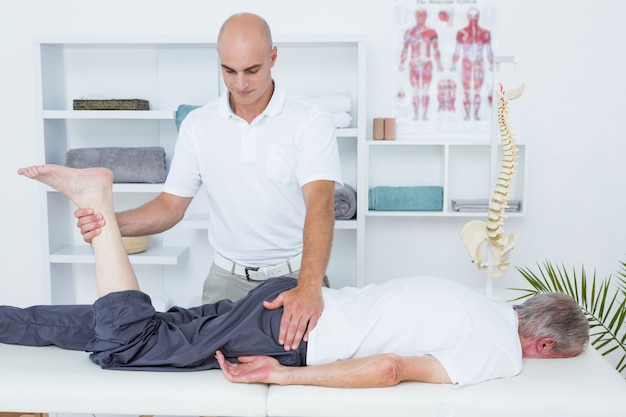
xmin=263 ymin=283 xmax=323 ymax=351
xmin=74 ymin=208 xmax=105 ymax=243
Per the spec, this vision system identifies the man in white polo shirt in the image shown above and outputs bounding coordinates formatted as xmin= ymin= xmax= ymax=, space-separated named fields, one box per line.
xmin=73 ymin=12 xmax=342 ymax=351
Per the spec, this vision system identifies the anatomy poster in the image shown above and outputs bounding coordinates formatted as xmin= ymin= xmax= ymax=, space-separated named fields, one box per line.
xmin=395 ymin=0 xmax=496 ymax=135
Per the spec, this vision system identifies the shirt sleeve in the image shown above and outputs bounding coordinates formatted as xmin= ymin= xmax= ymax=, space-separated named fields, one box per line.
xmin=162 ymin=116 xmax=203 ymax=198
xmin=295 ymin=110 xmax=343 ymax=187
xmin=431 ymin=332 xmax=523 ymax=387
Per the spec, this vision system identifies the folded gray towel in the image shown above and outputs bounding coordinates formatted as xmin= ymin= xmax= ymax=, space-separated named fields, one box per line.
xmin=369 ymin=186 xmax=443 ymax=211
xmin=334 ymin=184 xmax=357 ymax=220
xmin=65 ymin=147 xmax=167 ymax=183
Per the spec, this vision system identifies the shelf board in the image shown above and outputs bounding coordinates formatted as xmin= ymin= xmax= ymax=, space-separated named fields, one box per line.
xmin=368 ymin=138 xmax=491 ymax=146
xmin=50 ymin=245 xmax=189 ymax=265
xmin=368 ymin=138 xmax=527 ymax=146
xmin=112 ymin=183 xmax=163 ymax=193
xmin=182 ymin=212 xmax=357 ymax=230
xmin=182 ymin=213 xmax=210 ymax=230
xmin=366 ymin=210 xmax=446 ymax=217
xmin=41 ymin=113 xmax=357 ymax=137
xmin=43 ymin=110 xmax=176 ymax=120
xmin=335 ymin=219 xmax=357 ymax=229
xmin=335 ymin=128 xmax=357 ymax=137
xmin=47 ymin=183 xmax=163 ymax=193
xmin=366 ymin=210 xmax=525 ymax=218
xmin=35 ymin=34 xmax=365 ymax=47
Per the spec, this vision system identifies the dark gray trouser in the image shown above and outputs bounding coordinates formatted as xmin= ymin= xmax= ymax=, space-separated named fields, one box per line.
xmin=0 ymin=277 xmax=307 ymax=371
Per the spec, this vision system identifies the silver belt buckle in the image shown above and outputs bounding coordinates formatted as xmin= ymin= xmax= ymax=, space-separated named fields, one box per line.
xmin=245 ymin=266 xmax=265 ymax=281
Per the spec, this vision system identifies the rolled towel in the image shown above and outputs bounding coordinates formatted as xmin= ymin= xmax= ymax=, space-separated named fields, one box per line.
xmin=334 ymin=184 xmax=357 ymax=220
xmin=65 ymin=147 xmax=167 ymax=183
xmin=308 ymin=92 xmax=352 ymax=113
xmin=369 ymin=186 xmax=443 ymax=211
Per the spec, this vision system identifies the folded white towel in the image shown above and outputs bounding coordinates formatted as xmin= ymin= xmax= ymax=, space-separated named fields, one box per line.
xmin=308 ymin=92 xmax=352 ymax=113
xmin=331 ymin=112 xmax=352 ymax=128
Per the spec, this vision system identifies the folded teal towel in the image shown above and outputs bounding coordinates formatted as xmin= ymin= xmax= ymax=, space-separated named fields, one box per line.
xmin=175 ymin=104 xmax=201 ymax=131
xmin=368 ymin=186 xmax=443 ymax=211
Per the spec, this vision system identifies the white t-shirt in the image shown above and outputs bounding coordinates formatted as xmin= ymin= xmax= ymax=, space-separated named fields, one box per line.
xmin=307 ymin=276 xmax=522 ymax=387
xmin=163 ymin=86 xmax=342 ymax=266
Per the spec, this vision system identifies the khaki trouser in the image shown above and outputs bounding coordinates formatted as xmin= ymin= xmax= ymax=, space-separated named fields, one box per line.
xmin=202 ymin=262 xmax=329 ymax=304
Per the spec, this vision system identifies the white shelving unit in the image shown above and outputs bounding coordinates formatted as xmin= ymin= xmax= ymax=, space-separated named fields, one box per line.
xmin=365 ymin=138 xmax=527 ymax=217
xmin=34 ymin=36 xmax=367 ymax=304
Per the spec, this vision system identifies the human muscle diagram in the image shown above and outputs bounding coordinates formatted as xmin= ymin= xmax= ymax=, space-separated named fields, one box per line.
xmin=395 ymin=3 xmax=496 ymax=133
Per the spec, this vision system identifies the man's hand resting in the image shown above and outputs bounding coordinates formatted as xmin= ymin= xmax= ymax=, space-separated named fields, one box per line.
xmin=216 ymin=350 xmax=285 ymax=385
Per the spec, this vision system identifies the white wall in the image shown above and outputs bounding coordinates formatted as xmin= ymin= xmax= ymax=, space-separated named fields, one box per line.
xmin=1 ymin=0 xmax=625 ymax=308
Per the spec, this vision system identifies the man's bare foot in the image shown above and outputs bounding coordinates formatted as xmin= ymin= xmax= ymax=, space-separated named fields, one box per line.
xmin=17 ymin=164 xmax=113 ymax=208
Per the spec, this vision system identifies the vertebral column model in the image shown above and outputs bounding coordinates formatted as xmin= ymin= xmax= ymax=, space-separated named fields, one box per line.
xmin=461 ymin=83 xmax=524 ymax=278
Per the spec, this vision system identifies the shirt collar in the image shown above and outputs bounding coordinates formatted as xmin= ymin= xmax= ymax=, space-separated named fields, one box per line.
xmin=217 ymin=81 xmax=285 ymax=120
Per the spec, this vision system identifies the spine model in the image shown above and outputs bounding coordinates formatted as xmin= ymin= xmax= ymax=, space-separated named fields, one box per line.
xmin=461 ymin=83 xmax=524 ymax=278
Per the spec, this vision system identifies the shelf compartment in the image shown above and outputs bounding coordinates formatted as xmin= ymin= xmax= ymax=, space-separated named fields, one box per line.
xmin=182 ymin=212 xmax=357 ymax=230
xmin=447 ymin=144 xmax=491 ymax=203
xmin=365 ymin=209 xmax=524 ymax=218
xmin=50 ymin=245 xmax=189 ymax=265
xmin=368 ymin=143 xmax=445 ymax=188
xmin=43 ymin=110 xmax=176 ymax=119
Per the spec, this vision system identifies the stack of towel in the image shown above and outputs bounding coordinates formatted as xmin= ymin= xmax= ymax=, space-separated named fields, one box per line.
xmin=65 ymin=147 xmax=167 ymax=183
xmin=451 ymin=199 xmax=521 ymax=212
xmin=369 ymin=186 xmax=443 ymax=211
xmin=307 ymin=92 xmax=353 ymax=128
xmin=334 ymin=183 xmax=357 ymax=220
xmin=175 ymin=104 xmax=201 ymax=131
xmin=175 ymin=92 xmax=353 ymax=131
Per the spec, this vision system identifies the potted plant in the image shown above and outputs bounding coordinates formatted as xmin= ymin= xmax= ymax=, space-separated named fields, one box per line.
xmin=511 ymin=259 xmax=626 ymax=375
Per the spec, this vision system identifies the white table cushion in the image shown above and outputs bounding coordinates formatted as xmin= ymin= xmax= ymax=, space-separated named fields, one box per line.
xmin=0 ymin=344 xmax=268 ymax=416
xmin=2 ymin=342 xmax=624 ymax=417
xmin=266 ymin=346 xmax=626 ymax=417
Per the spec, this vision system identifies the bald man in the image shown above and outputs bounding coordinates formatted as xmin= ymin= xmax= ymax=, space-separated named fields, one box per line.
xmin=73 ymin=13 xmax=342 ymax=351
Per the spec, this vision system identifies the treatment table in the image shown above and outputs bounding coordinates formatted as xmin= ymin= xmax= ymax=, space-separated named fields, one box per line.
xmin=0 ymin=343 xmax=624 ymax=417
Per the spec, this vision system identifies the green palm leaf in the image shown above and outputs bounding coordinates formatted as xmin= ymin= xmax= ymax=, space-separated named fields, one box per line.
xmin=510 ymin=260 xmax=626 ymax=374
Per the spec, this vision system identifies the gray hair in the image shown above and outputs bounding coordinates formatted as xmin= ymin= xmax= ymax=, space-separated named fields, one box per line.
xmin=514 ymin=293 xmax=589 ymax=356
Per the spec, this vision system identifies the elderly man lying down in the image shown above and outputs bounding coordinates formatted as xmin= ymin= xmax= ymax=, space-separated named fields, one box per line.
xmin=3 ymin=164 xmax=589 ymax=388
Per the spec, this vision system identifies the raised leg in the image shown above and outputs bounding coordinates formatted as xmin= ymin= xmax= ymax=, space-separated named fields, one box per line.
xmin=17 ymin=165 xmax=139 ymax=296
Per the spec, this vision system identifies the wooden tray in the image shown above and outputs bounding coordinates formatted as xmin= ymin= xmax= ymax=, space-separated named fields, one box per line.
xmin=73 ymin=99 xmax=149 ymax=110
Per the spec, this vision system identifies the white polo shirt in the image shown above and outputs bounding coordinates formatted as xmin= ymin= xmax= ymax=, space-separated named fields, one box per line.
xmin=163 ymin=86 xmax=342 ymax=266
xmin=307 ymin=276 xmax=522 ymax=387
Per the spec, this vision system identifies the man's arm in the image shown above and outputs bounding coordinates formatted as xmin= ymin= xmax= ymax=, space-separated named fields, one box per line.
xmin=216 ymin=351 xmax=452 ymax=388
xmin=74 ymin=192 xmax=193 ymax=242
xmin=264 ymin=179 xmax=335 ymax=351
